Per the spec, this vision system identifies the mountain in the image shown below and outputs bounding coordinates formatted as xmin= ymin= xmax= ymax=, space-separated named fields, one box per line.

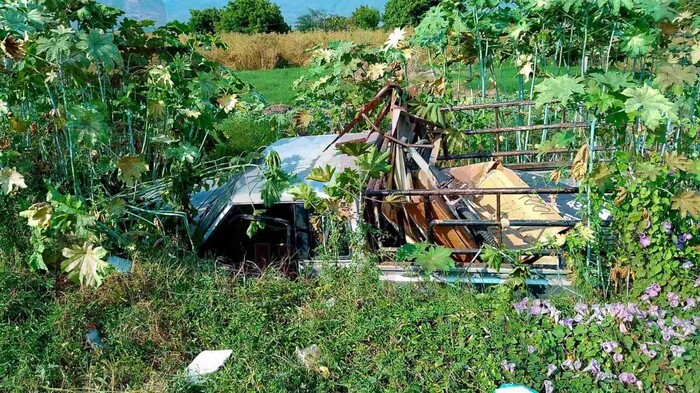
xmin=99 ymin=0 xmax=387 ymax=27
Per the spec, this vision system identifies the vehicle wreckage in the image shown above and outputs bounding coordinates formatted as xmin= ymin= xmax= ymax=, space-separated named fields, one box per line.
xmin=193 ymin=85 xmax=600 ymax=287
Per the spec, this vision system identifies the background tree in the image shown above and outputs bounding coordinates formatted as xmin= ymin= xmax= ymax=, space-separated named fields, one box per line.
xmin=216 ymin=0 xmax=290 ymax=34
xmin=350 ymin=6 xmax=381 ymax=29
xmin=295 ymin=8 xmax=350 ymax=32
xmin=382 ymin=0 xmax=439 ymax=28
xmin=188 ymin=8 xmax=221 ymax=34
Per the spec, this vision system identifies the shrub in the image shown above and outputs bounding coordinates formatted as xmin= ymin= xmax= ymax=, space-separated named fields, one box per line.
xmin=216 ymin=0 xmax=290 ymax=34
xmin=295 ymin=9 xmax=350 ymax=32
xmin=214 ymin=114 xmax=281 ymax=156
xmin=350 ymin=6 xmax=381 ymax=30
xmin=382 ymin=0 xmax=439 ymax=28
xmin=189 ymin=8 xmax=221 ymax=34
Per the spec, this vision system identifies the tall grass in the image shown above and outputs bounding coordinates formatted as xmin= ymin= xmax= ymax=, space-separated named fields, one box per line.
xmin=203 ymin=30 xmax=388 ymax=70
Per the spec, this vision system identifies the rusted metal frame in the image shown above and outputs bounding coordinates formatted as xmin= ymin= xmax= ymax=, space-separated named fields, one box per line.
xmin=448 ymin=248 xmax=565 ymax=256
xmin=427 ymin=218 xmax=579 ymax=246
xmin=437 ymin=147 xmax=613 ymax=161
xmin=382 ymin=133 xmax=434 ymax=149
xmin=463 ymin=122 xmax=588 ymax=136
xmin=365 ymin=187 xmax=579 ymax=197
xmin=496 ymin=194 xmax=502 ymax=245
xmin=440 ymin=100 xmax=538 ymax=112
xmin=506 ymin=161 xmax=573 ymax=170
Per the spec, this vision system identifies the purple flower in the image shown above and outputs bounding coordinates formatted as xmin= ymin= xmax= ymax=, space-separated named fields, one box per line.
xmin=667 ymin=292 xmax=680 ymax=308
xmin=514 ymin=298 xmax=529 ymax=313
xmin=695 ymin=277 xmax=700 ymax=288
xmin=582 ymin=359 xmax=600 ymax=375
xmin=647 ymin=305 xmax=666 ymax=319
xmin=640 ymin=343 xmax=657 ymax=358
xmin=501 ymin=360 xmax=515 ymax=373
xmin=559 ymin=318 xmax=574 ymax=329
xmin=561 ymin=359 xmax=574 ymax=370
xmin=639 ymin=233 xmax=651 ymax=248
xmin=613 ymin=353 xmax=624 ymax=362
xmin=682 ymin=261 xmax=694 ymax=269
xmin=544 ymin=380 xmax=554 ymax=393
xmin=662 ymin=326 xmax=676 ymax=341
xmin=619 ymin=372 xmax=638 ymax=384
xmin=601 ymin=341 xmax=618 ymax=353
xmin=683 ymin=232 xmax=693 ymax=242
xmin=547 ymin=363 xmax=557 ymax=377
xmin=670 ymin=345 xmax=686 ymax=358
xmin=595 ymin=372 xmax=608 ymax=382
xmin=645 ymin=283 xmax=661 ymax=298
xmin=573 ymin=360 xmax=582 ymax=371
xmin=527 ymin=345 xmax=536 ymax=354
xmin=684 ymin=297 xmax=696 ymax=310
xmin=663 ymin=221 xmax=672 ymax=234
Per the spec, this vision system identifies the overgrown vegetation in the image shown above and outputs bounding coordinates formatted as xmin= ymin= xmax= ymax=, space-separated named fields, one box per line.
xmin=2 ymin=0 xmax=700 ymax=391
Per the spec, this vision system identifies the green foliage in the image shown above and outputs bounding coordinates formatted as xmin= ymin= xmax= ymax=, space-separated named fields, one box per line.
xmin=216 ymin=0 xmax=290 ymax=34
xmin=396 ymin=243 xmax=455 ymax=273
xmin=295 ymin=9 xmax=351 ymax=32
xmin=382 ymin=0 xmax=439 ymax=28
xmin=213 ymin=115 xmax=281 ymax=157
xmin=350 ymin=6 xmax=381 ymax=30
xmin=534 ymin=75 xmax=585 ymax=107
xmin=189 ymin=7 xmax=221 ymax=34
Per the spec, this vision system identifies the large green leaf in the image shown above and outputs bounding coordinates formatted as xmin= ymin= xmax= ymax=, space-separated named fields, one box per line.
xmin=61 ymin=242 xmax=110 ymax=288
xmin=306 ymin=165 xmax=335 ymax=182
xmin=357 ymin=147 xmax=391 ymax=179
xmin=654 ymin=64 xmax=698 ymax=94
xmin=76 ymin=29 xmax=123 ymax=69
xmin=534 ymin=75 xmax=585 ymax=107
xmin=672 ymin=190 xmax=700 ymax=218
xmin=67 ymin=104 xmax=109 ymax=147
xmin=414 ymin=245 xmax=455 ymax=273
xmin=622 ymin=85 xmax=678 ymax=130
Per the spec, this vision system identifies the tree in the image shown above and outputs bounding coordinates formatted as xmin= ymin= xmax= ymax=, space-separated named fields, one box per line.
xmin=216 ymin=0 xmax=290 ymax=34
xmin=295 ymin=8 xmax=350 ymax=32
xmin=383 ymin=0 xmax=439 ymax=28
xmin=189 ymin=8 xmax=221 ymax=34
xmin=350 ymin=6 xmax=381 ymax=30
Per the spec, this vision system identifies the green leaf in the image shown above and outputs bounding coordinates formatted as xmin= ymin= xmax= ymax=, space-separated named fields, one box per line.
xmin=61 ymin=242 xmax=110 ymax=288
xmin=306 ymin=165 xmax=336 ymax=182
xmin=289 ymin=183 xmax=318 ymax=209
xmin=622 ymin=85 xmax=678 ymax=130
xmin=621 ymin=32 xmax=655 ymax=56
xmin=671 ymin=190 xmax=700 ymax=218
xmin=166 ymin=143 xmax=200 ymax=164
xmin=414 ymin=245 xmax=455 ymax=273
xmin=395 ymin=243 xmax=423 ymax=262
xmin=67 ymin=104 xmax=109 ymax=147
xmin=636 ymin=162 xmax=662 ymax=181
xmin=28 ymin=228 xmax=48 ymax=271
xmin=117 ymin=155 xmax=149 ymax=187
xmin=534 ymin=75 xmax=585 ymax=107
xmin=357 ymin=147 xmax=391 ymax=179
xmin=337 ymin=141 xmax=372 ymax=157
xmin=76 ymin=29 xmax=123 ymax=69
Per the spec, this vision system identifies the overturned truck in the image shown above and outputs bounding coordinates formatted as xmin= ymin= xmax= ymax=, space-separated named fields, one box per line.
xmin=194 ymin=86 xmax=597 ymax=286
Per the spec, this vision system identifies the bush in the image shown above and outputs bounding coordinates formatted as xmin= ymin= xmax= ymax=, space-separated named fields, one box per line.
xmin=214 ymin=114 xmax=281 ymax=156
xmin=382 ymin=0 xmax=439 ymax=28
xmin=350 ymin=6 xmax=381 ymax=30
xmin=216 ymin=0 xmax=290 ymax=34
xmin=188 ymin=8 xmax=221 ymax=34
xmin=295 ymin=8 xmax=350 ymax=32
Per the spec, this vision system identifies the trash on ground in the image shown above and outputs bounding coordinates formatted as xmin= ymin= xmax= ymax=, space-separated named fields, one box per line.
xmin=107 ymin=256 xmax=132 ymax=273
xmin=84 ymin=322 xmax=103 ymax=350
xmin=295 ymin=344 xmax=320 ymax=370
xmin=186 ymin=349 xmax=233 ymax=381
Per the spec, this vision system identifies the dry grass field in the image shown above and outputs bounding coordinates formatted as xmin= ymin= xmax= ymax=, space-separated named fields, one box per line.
xmin=203 ymin=29 xmax=388 ymax=70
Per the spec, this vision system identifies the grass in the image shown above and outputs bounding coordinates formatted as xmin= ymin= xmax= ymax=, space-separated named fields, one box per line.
xmin=237 ymin=67 xmax=306 ymax=105
xmin=0 ymin=247 xmax=544 ymax=392
xmin=203 ymin=30 xmax=387 ymax=70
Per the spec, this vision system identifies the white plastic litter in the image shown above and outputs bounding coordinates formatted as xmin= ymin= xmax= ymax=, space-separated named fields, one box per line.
xmin=187 ymin=350 xmax=232 ymax=380
xmin=494 ymin=385 xmax=538 ymax=393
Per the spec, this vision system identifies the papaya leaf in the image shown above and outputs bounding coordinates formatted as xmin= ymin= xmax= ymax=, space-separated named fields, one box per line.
xmin=19 ymin=203 xmax=52 ymax=228
xmin=654 ymin=64 xmax=698 ymax=95
xmin=664 ymin=152 xmax=691 ymax=172
xmin=534 ymin=75 xmax=584 ymax=107
xmin=635 ymin=162 xmax=662 ymax=181
xmin=357 ymin=147 xmax=391 ymax=179
xmin=395 ymin=243 xmax=424 ymax=262
xmin=306 ymin=165 xmax=336 ymax=183
xmin=672 ymin=190 xmax=700 ymax=218
xmin=622 ymin=85 xmax=678 ymax=130
xmin=570 ymin=144 xmax=589 ymax=181
xmin=414 ymin=245 xmax=455 ymax=273
xmin=117 ymin=155 xmax=148 ymax=187
xmin=0 ymin=167 xmax=27 ymax=195
xmin=337 ymin=141 xmax=372 ymax=157
xmin=61 ymin=242 xmax=110 ymax=288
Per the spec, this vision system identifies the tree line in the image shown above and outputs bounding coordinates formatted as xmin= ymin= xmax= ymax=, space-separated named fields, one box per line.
xmin=188 ymin=0 xmax=440 ymax=34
